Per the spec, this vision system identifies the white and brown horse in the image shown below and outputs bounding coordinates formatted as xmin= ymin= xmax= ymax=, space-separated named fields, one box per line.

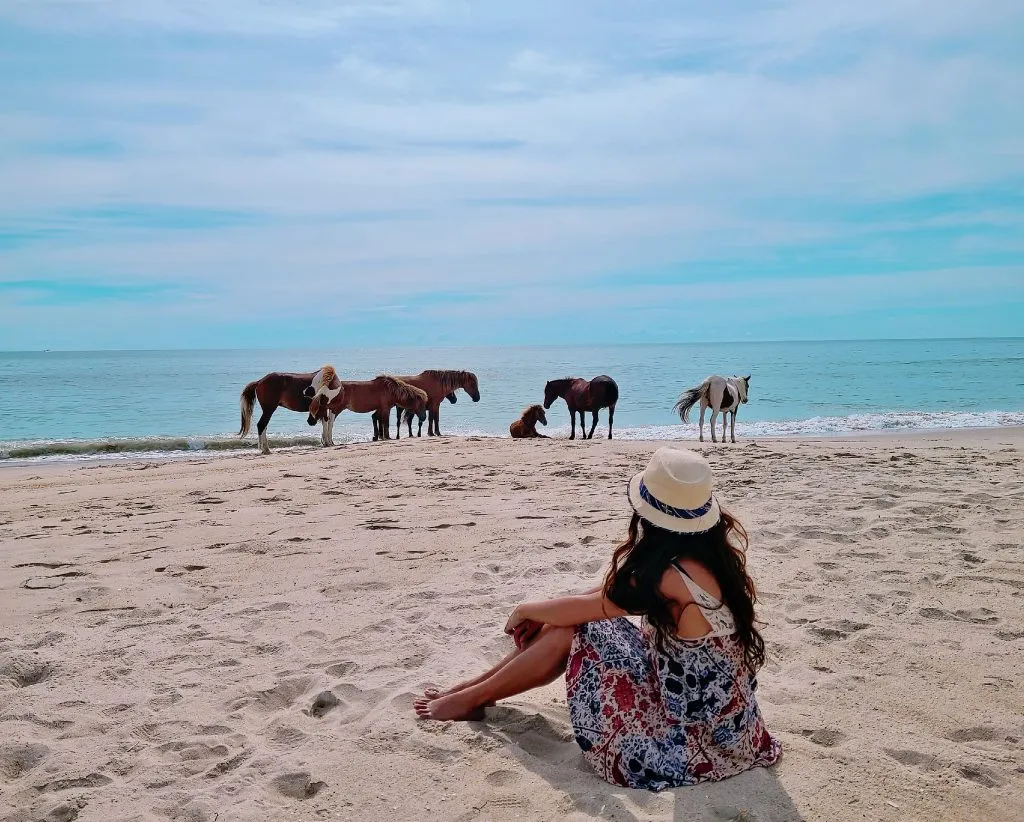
xmin=674 ymin=375 xmax=750 ymax=443
xmin=239 ymin=365 xmax=343 ymax=454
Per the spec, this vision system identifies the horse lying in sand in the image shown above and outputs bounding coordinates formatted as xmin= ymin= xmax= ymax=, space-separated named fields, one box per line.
xmin=239 ymin=365 xmax=344 ymax=454
xmin=510 ymin=405 xmax=549 ymax=438
xmin=544 ymin=376 xmax=619 ymax=440
xmin=674 ymin=375 xmax=750 ymax=443
xmin=306 ymin=371 xmax=428 ymax=442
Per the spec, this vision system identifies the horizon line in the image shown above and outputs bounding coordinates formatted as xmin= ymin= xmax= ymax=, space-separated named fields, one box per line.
xmin=2 ymin=335 xmax=1022 ymax=355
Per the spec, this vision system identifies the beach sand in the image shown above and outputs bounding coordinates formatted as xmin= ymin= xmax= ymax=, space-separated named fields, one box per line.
xmin=1 ymin=430 xmax=1022 ymax=821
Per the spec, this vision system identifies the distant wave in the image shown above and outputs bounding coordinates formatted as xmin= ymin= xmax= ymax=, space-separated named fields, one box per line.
xmin=608 ymin=410 xmax=1024 ymax=440
xmin=1 ymin=410 xmax=1021 ymax=463
xmin=0 ymin=435 xmax=325 ymax=462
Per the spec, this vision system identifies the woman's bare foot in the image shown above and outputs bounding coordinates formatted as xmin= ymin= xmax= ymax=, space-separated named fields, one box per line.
xmin=414 ymin=692 xmax=486 ymax=721
xmin=423 ymin=685 xmax=494 ymax=706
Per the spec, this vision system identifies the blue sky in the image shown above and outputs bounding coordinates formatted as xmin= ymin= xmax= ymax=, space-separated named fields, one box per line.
xmin=1 ymin=0 xmax=1022 ymax=350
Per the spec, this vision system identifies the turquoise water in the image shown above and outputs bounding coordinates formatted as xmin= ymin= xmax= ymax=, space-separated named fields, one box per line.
xmin=0 ymin=339 xmax=1021 ymax=461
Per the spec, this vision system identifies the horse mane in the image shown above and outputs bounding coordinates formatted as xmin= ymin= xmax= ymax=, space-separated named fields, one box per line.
xmin=522 ymin=403 xmax=545 ymax=420
xmin=547 ymin=377 xmax=577 ymax=389
xmin=319 ymin=364 xmax=337 ymax=386
xmin=379 ymin=375 xmax=428 ymax=409
xmin=422 ymin=369 xmax=477 ymax=393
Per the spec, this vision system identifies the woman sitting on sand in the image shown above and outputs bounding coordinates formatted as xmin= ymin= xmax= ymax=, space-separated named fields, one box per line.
xmin=415 ymin=447 xmax=781 ymax=791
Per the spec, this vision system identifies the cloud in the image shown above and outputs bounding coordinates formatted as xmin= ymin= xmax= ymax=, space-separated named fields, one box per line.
xmin=0 ymin=0 xmax=1022 ymax=348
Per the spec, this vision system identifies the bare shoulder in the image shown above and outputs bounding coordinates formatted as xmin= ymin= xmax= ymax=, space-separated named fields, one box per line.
xmin=658 ymin=565 xmax=694 ymax=608
xmin=677 ymin=558 xmax=723 ymax=601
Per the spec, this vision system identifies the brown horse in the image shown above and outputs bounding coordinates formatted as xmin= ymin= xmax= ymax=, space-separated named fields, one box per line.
xmin=510 ymin=404 xmax=549 ymax=438
xmin=389 ymin=370 xmax=481 ymax=436
xmin=543 ymin=375 xmax=619 ymax=440
xmin=392 ymin=392 xmax=458 ymax=439
xmin=239 ymin=366 xmax=344 ymax=454
xmin=306 ymin=374 xmax=428 ymax=441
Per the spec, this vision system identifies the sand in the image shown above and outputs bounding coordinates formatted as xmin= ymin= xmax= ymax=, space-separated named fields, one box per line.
xmin=1 ymin=430 xmax=1022 ymax=822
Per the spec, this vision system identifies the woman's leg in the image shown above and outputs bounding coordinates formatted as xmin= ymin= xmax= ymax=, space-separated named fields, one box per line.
xmin=415 ymin=625 xmax=575 ymax=721
xmin=423 ymin=624 xmax=551 ymax=699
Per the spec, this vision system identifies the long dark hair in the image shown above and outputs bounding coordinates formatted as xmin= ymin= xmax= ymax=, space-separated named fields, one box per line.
xmin=603 ymin=510 xmax=766 ymax=672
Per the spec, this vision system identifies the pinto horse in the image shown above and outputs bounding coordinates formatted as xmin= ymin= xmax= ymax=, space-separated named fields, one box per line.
xmin=510 ymin=404 xmax=549 ymax=438
xmin=306 ymin=373 xmax=428 ymax=442
xmin=544 ymin=376 xmax=619 ymax=440
xmin=239 ymin=365 xmax=343 ymax=455
xmin=674 ymin=374 xmax=750 ymax=443
xmin=390 ymin=370 xmax=481 ymax=436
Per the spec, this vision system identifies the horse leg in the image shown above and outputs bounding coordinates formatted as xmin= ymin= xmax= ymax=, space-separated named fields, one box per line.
xmin=698 ymin=404 xmax=706 ymax=442
xmin=730 ymin=410 xmax=737 ymax=444
xmin=607 ymin=403 xmax=615 ymax=440
xmin=568 ymin=407 xmax=576 ymax=440
xmin=428 ymin=403 xmax=440 ymax=436
xmin=256 ymin=403 xmax=276 ymax=455
xmin=380 ymin=406 xmax=391 ymax=440
xmin=587 ymin=410 xmax=598 ymax=440
xmin=709 ymin=408 xmax=718 ymax=443
xmin=720 ymin=411 xmax=728 ymax=444
xmin=328 ymin=411 xmax=336 ymax=446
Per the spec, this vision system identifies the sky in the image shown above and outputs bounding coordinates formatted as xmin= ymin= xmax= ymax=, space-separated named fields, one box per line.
xmin=1 ymin=0 xmax=1023 ymax=350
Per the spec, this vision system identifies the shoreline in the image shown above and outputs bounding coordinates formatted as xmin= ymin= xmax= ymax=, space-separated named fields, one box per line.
xmin=2 ymin=424 xmax=1022 ymax=471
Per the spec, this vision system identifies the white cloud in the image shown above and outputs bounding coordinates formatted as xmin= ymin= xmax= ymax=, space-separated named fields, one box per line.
xmin=1 ymin=0 xmax=1022 ymax=346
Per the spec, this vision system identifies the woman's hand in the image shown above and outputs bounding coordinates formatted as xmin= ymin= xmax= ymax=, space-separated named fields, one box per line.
xmin=504 ymin=605 xmax=543 ymax=649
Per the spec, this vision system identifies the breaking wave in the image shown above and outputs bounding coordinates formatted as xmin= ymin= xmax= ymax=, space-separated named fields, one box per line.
xmin=1 ymin=410 xmax=1021 ymax=463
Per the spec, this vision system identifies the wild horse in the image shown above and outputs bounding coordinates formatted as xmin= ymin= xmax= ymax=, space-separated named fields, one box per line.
xmin=389 ymin=370 xmax=481 ymax=436
xmin=673 ymin=374 xmax=750 ymax=443
xmin=306 ymin=372 xmax=428 ymax=442
xmin=239 ymin=365 xmax=343 ymax=454
xmin=543 ymin=375 xmax=619 ymax=440
xmin=509 ymin=404 xmax=549 ymax=438
xmin=394 ymin=392 xmax=458 ymax=439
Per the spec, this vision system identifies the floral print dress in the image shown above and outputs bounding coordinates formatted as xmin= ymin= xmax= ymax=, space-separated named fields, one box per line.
xmin=565 ymin=565 xmax=781 ymax=791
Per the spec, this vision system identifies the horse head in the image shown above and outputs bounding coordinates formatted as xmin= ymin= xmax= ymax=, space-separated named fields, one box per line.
xmin=307 ymin=393 xmax=325 ymax=425
xmin=464 ymin=372 xmax=481 ymax=402
xmin=530 ymin=405 xmax=548 ymax=427
xmin=543 ymin=380 xmax=559 ymax=409
xmin=446 ymin=392 xmax=458 ymax=405
xmin=737 ymin=375 xmax=751 ymax=403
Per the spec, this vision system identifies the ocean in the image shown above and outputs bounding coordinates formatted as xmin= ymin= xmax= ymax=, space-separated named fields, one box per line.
xmin=1 ymin=338 xmax=1021 ymax=462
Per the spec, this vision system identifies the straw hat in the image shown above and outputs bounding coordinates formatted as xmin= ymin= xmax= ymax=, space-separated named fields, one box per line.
xmin=627 ymin=447 xmax=721 ymax=534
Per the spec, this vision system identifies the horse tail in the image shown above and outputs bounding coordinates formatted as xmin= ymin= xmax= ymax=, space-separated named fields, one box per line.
xmin=673 ymin=381 xmax=707 ymax=423
xmin=606 ymin=378 xmax=619 ymax=408
xmin=239 ymin=381 xmax=258 ymax=437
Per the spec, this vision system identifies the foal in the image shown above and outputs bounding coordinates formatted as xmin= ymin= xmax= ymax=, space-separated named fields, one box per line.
xmin=509 ymin=405 xmax=548 ymax=438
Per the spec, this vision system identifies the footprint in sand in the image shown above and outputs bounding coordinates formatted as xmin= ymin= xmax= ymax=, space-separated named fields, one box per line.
xmin=884 ymin=748 xmax=942 ymax=771
xmin=958 ymin=763 xmax=1007 ymax=787
xmin=0 ymin=741 xmax=50 ymax=779
xmin=307 ymin=691 xmax=340 ymax=718
xmin=946 ymin=726 xmax=1003 ymax=743
xmin=271 ymin=771 xmax=326 ymax=799
xmin=801 ymin=728 xmax=846 ymax=747
xmin=0 ymin=655 xmax=55 ymax=688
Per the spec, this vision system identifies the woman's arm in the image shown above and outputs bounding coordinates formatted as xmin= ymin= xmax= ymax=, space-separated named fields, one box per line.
xmin=506 ymin=590 xmax=627 ymax=633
